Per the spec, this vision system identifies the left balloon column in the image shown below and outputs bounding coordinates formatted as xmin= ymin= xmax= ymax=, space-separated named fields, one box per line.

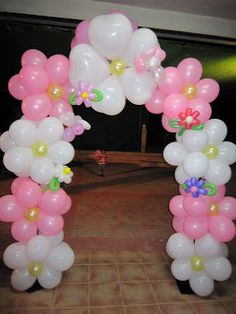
xmin=0 ymin=49 xmax=76 ymax=291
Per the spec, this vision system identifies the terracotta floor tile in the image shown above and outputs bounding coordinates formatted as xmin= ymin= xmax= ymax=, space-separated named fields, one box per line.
xmin=117 ymin=264 xmax=147 ymax=282
xmin=124 ymin=305 xmax=161 ymax=313
xmin=17 ymin=289 xmax=54 ymax=307
xmin=145 ymin=262 xmax=172 ymax=281
xmin=90 ymin=251 xmax=116 ymax=264
xmin=90 ymin=282 xmax=123 ymax=306
xmin=74 ymin=251 xmax=90 ymax=264
xmin=121 ymin=282 xmax=155 ymax=305
xmin=0 ymin=309 xmax=14 ymax=314
xmin=116 ymin=251 xmax=142 ymax=263
xmin=52 ymin=308 xmax=88 ymax=314
xmin=151 ymin=281 xmax=187 ymax=303
xmin=0 ymin=286 xmax=19 ymax=308
xmin=191 ymin=301 xmax=229 ymax=314
xmin=159 ymin=302 xmax=195 ymax=314
xmin=89 ymin=306 xmax=124 ymax=314
xmin=139 ymin=251 xmax=165 ymax=264
xmin=214 ymin=278 xmax=236 ymax=298
xmin=223 ymin=298 xmax=236 ymax=313
xmin=54 ymin=284 xmax=88 ymax=307
xmin=90 ymin=265 xmax=118 ymax=283
xmin=63 ymin=265 xmax=89 ymax=283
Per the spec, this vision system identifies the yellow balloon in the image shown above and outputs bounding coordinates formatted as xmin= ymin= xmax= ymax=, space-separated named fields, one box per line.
xmin=208 ymin=203 xmax=220 ymax=216
xmin=191 ymin=255 xmax=205 ymax=271
xmin=24 ymin=207 xmax=40 ymax=222
xmin=63 ymin=166 xmax=71 ymax=175
xmin=181 ymin=84 xmax=197 ymax=99
xmin=47 ymin=84 xmax=63 ymax=100
xmin=32 ymin=141 xmax=48 ymax=157
xmin=204 ymin=145 xmax=219 ymax=159
xmin=109 ymin=58 xmax=126 ymax=76
xmin=28 ymin=261 xmax=44 ymax=277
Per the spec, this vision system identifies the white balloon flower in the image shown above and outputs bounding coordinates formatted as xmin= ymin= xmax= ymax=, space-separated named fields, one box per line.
xmin=166 ymin=233 xmax=232 ymax=297
xmin=69 ymin=13 xmax=166 ymax=115
xmin=3 ymin=234 xmax=75 ymax=291
xmin=163 ymin=119 xmax=236 ymax=185
xmin=1 ymin=117 xmax=75 ymax=184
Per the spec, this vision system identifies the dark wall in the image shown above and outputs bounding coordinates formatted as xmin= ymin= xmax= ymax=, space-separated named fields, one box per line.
xmin=1 ymin=13 xmax=236 ymax=153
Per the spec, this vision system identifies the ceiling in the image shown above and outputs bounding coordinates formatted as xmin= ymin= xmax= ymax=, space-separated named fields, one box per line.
xmin=97 ymin=0 xmax=236 ymax=20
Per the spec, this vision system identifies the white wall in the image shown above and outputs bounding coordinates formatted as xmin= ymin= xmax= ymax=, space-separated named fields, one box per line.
xmin=1 ymin=0 xmax=236 ymax=39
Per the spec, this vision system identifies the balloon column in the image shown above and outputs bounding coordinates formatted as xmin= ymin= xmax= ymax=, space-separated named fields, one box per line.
xmin=0 ymin=12 xmax=235 ymax=296
xmin=145 ymin=57 xmax=236 ymax=296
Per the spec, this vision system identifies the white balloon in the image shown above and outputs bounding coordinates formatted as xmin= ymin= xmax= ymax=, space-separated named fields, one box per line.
xmin=60 ymin=111 xmax=75 ymax=127
xmin=205 ymin=119 xmax=227 ymax=145
xmin=119 ymin=68 xmax=156 ymax=105
xmin=38 ymin=265 xmax=62 ymax=289
xmin=3 ymin=147 xmax=32 ymax=173
xmin=26 ymin=235 xmax=51 ymax=261
xmin=46 ymin=242 xmax=75 ymax=271
xmin=48 ymin=141 xmax=75 ymax=165
xmin=37 ymin=117 xmax=64 ymax=144
xmin=205 ymin=257 xmax=232 ymax=281
xmin=74 ymin=116 xmax=91 ymax=130
xmin=182 ymin=129 xmax=209 ymax=152
xmin=30 ymin=158 xmax=55 ymax=184
xmin=189 ymin=271 xmax=214 ymax=297
xmin=218 ymin=141 xmax=236 ymax=165
xmin=205 ymin=159 xmax=231 ymax=185
xmin=121 ymin=28 xmax=159 ymax=66
xmin=175 ymin=166 xmax=190 ymax=184
xmin=195 ymin=234 xmax=223 ymax=258
xmin=0 ymin=131 xmax=16 ymax=152
xmin=69 ymin=44 xmax=109 ymax=87
xmin=183 ymin=152 xmax=209 ymax=177
xmin=3 ymin=243 xmax=28 ymax=269
xmin=171 ymin=259 xmax=192 ymax=281
xmin=9 ymin=119 xmax=37 ymax=147
xmin=166 ymin=233 xmax=194 ymax=260
xmin=89 ymin=13 xmax=133 ymax=60
xmin=163 ymin=142 xmax=188 ymax=166
xmin=91 ymin=76 xmax=126 ymax=115
xmin=47 ymin=231 xmax=64 ymax=248
xmin=11 ymin=269 xmax=36 ymax=291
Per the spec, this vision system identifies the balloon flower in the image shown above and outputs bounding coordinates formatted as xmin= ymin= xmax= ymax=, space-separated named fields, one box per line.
xmin=163 ymin=119 xmax=236 ymax=185
xmin=3 ymin=234 xmax=74 ymax=291
xmin=69 ymin=13 xmax=166 ymax=115
xmin=0 ymin=178 xmax=71 ymax=241
xmin=166 ymin=233 xmax=232 ymax=297
xmin=0 ymin=117 xmax=75 ymax=184
xmin=8 ymin=49 xmax=74 ymax=121
xmin=145 ymin=57 xmax=220 ymax=132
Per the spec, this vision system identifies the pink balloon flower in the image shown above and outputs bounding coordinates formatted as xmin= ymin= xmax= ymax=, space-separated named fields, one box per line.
xmin=0 ymin=178 xmax=71 ymax=242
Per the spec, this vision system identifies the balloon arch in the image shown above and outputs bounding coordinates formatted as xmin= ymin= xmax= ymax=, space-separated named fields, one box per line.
xmin=0 ymin=12 xmax=236 ymax=297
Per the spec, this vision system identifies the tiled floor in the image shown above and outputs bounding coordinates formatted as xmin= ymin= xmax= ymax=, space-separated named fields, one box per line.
xmin=0 ymin=162 xmax=236 ymax=313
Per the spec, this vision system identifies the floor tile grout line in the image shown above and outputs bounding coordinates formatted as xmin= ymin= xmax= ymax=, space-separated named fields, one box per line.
xmin=114 ymin=251 xmax=126 ymax=314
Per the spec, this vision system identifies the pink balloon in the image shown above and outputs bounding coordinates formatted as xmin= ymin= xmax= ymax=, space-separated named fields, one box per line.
xmin=38 ymin=214 xmax=64 ymax=236
xmin=177 ymin=58 xmax=202 ymax=84
xmin=169 ymin=195 xmax=185 ymax=216
xmin=210 ymin=185 xmax=226 ymax=203
xmin=61 ymin=80 xmax=75 ymax=100
xmin=184 ymin=216 xmax=208 ymax=239
xmin=161 ymin=114 xmax=177 ymax=133
xmin=16 ymin=181 xmax=41 ymax=208
xmin=196 ymin=78 xmax=220 ymax=103
xmin=8 ymin=74 xmax=29 ymax=100
xmin=209 ymin=215 xmax=236 ymax=242
xmin=219 ymin=196 xmax=236 ymax=220
xmin=159 ymin=67 xmax=183 ymax=94
xmin=0 ymin=195 xmax=22 ymax=222
xmin=163 ymin=93 xmax=188 ymax=119
xmin=63 ymin=127 xmax=75 ymax=142
xmin=39 ymin=189 xmax=68 ymax=215
xmin=172 ymin=216 xmax=184 ymax=232
xmin=74 ymin=20 xmax=90 ymax=45
xmin=11 ymin=177 xmax=32 ymax=195
xmin=19 ymin=65 xmax=49 ymax=93
xmin=45 ymin=55 xmax=69 ymax=84
xmin=70 ymin=37 xmax=77 ymax=49
xmin=183 ymin=194 xmax=210 ymax=217
xmin=11 ymin=219 xmax=37 ymax=241
xmin=22 ymin=93 xmax=52 ymax=120
xmin=72 ymin=123 xmax=84 ymax=135
xmin=60 ymin=195 xmax=72 ymax=214
xmin=145 ymin=89 xmax=166 ymax=114
xmin=21 ymin=49 xmax=47 ymax=67
xmin=188 ymin=98 xmax=212 ymax=123
xmin=50 ymin=99 xmax=72 ymax=119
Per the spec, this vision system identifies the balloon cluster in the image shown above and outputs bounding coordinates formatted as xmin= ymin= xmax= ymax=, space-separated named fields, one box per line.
xmin=1 ymin=11 xmax=235 ymax=296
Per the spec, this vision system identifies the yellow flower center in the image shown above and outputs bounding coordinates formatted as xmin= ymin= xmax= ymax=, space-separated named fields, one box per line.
xmin=203 ymin=145 xmax=219 ymax=159
xmin=47 ymin=83 xmax=63 ymax=100
xmin=181 ymin=84 xmax=197 ymax=99
xmin=28 ymin=261 xmax=44 ymax=277
xmin=109 ymin=58 xmax=126 ymax=76
xmin=191 ymin=255 xmax=205 ymax=271
xmin=63 ymin=166 xmax=71 ymax=175
xmin=82 ymin=91 xmax=88 ymax=99
xmin=208 ymin=203 xmax=220 ymax=216
xmin=24 ymin=207 xmax=40 ymax=222
xmin=32 ymin=141 xmax=48 ymax=157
